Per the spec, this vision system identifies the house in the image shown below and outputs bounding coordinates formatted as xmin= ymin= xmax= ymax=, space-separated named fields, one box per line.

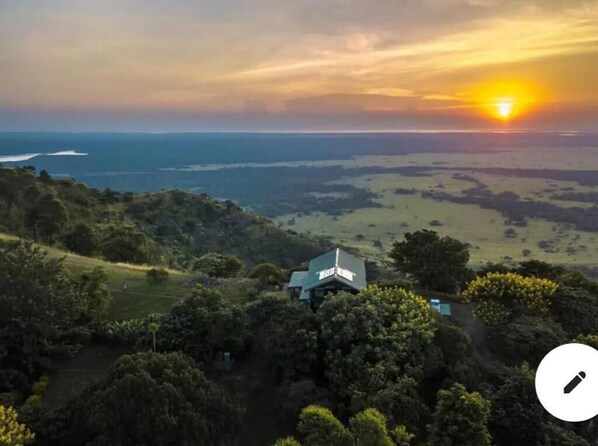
xmin=288 ymin=248 xmax=367 ymax=309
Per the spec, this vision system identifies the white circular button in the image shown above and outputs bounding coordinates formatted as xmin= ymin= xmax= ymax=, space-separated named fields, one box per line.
xmin=535 ymin=343 xmax=598 ymax=422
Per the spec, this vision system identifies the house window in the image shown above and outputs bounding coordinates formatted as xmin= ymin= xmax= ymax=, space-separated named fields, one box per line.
xmin=314 ymin=288 xmax=325 ymax=297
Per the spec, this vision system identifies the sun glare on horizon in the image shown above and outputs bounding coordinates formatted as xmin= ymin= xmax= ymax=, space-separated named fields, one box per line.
xmin=496 ymin=100 xmax=514 ymax=119
xmin=472 ymin=81 xmax=540 ymax=124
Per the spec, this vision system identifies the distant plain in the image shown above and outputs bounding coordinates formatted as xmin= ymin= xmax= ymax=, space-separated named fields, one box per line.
xmin=2 ymin=132 xmax=597 ymax=271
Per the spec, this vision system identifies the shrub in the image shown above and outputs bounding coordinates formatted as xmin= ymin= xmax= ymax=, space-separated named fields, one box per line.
xmin=193 ymin=253 xmax=243 ymax=278
xmin=105 ymin=319 xmax=145 ymax=344
xmin=30 ymin=375 xmax=50 ymax=396
xmin=371 ymin=278 xmax=413 ymax=290
xmin=575 ymin=334 xmax=598 ymax=349
xmin=146 ymin=267 xmax=169 ymax=285
xmin=23 ymin=395 xmax=42 ymax=408
xmin=248 ymin=263 xmax=287 ymax=288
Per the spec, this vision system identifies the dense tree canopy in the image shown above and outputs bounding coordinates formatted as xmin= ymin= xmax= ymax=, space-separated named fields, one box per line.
xmin=550 ymin=286 xmax=598 ymax=336
xmin=489 ymin=365 xmax=547 ymax=446
xmin=154 ymin=286 xmax=248 ymax=363
xmin=389 ymin=230 xmax=471 ymax=292
xmin=277 ymin=405 xmax=411 ymax=446
xmin=298 ymin=405 xmax=351 ymax=446
xmin=0 ymin=241 xmax=88 ymax=393
xmin=1 ymin=166 xmax=597 ymax=446
xmin=463 ymin=272 xmax=558 ymax=325
xmin=257 ymin=298 xmax=318 ymax=381
xmin=0 ymin=166 xmax=325 ymax=269
xmin=492 ymin=316 xmax=566 ymax=367
xmin=427 ymin=383 xmax=491 ymax=446
xmin=67 ymin=352 xmax=243 ymax=446
xmin=318 ymin=286 xmax=436 ymax=426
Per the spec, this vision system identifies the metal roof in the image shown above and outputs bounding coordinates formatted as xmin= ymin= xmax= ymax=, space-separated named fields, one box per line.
xmin=288 ymin=271 xmax=308 ymax=288
xmin=302 ymin=248 xmax=367 ymax=291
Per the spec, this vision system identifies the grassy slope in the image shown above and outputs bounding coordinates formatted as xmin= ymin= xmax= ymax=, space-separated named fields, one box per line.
xmin=0 ymin=232 xmax=194 ymax=320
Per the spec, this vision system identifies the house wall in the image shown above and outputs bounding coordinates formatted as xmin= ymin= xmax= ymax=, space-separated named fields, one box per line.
xmin=309 ymin=280 xmax=359 ymax=309
xmin=288 ymin=287 xmax=301 ymax=299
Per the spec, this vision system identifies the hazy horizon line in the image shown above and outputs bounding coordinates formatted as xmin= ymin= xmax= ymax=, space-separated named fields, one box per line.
xmin=1 ymin=129 xmax=596 ymax=135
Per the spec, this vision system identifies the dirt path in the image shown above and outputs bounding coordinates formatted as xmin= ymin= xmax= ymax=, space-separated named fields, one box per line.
xmin=448 ymin=301 xmax=498 ymax=364
xmin=416 ymin=289 xmax=498 ymax=364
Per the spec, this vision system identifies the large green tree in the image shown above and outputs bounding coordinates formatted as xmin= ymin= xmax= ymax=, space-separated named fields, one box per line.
xmin=36 ymin=193 xmax=68 ymax=244
xmin=248 ymin=263 xmax=287 ymax=288
xmin=23 ymin=191 xmax=68 ymax=244
xmin=463 ymin=272 xmax=557 ymax=325
xmin=318 ymin=286 xmax=436 ymax=428
xmin=492 ymin=316 xmax=566 ymax=366
xmin=63 ymin=223 xmax=98 ymax=256
xmin=257 ymin=298 xmax=318 ymax=381
xmin=389 ymin=230 xmax=471 ymax=292
xmin=298 ymin=405 xmax=351 ymax=446
xmin=275 ymin=405 xmax=411 ymax=446
xmin=193 ymin=252 xmax=244 ymax=278
xmin=0 ymin=241 xmax=87 ymax=393
xmin=100 ymin=224 xmax=151 ymax=264
xmin=67 ymin=352 xmax=243 ymax=446
xmin=489 ymin=365 xmax=547 ymax=446
xmin=77 ymin=267 xmax=112 ymax=326
xmin=428 ymin=383 xmax=491 ymax=446
xmin=550 ymin=286 xmax=598 ymax=336
xmin=154 ymin=286 xmax=248 ymax=364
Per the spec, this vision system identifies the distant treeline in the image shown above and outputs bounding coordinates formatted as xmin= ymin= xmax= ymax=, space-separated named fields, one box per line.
xmin=423 ymin=178 xmax=598 ymax=232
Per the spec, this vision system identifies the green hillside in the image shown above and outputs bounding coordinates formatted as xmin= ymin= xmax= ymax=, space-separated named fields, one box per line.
xmin=0 ymin=166 xmax=326 ymax=269
xmin=0 ymin=232 xmax=193 ymax=320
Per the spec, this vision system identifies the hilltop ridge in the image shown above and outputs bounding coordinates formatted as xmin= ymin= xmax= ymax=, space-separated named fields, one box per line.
xmin=0 ymin=166 xmax=326 ymax=269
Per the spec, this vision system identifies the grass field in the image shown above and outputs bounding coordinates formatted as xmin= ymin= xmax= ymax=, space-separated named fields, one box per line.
xmin=272 ymin=148 xmax=598 ymax=269
xmin=0 ymin=233 xmax=195 ymax=320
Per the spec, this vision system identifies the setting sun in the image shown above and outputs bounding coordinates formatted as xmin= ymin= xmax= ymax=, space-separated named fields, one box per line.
xmin=496 ymin=100 xmax=514 ymax=119
xmin=471 ymin=81 xmax=541 ymax=124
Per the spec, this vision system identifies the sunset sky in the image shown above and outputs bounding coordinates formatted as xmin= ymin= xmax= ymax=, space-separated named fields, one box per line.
xmin=1 ymin=0 xmax=597 ymax=131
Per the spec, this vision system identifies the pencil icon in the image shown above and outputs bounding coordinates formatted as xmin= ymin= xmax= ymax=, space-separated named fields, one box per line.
xmin=564 ymin=371 xmax=586 ymax=394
